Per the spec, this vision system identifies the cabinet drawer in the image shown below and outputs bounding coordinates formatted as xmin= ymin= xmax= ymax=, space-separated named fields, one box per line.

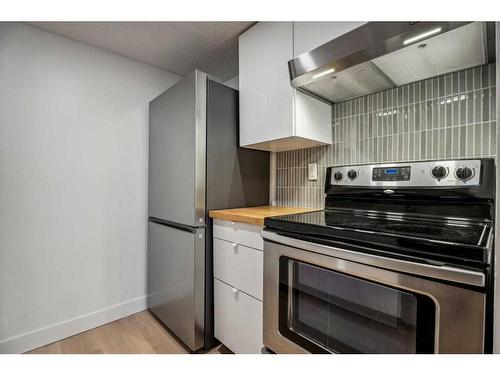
xmin=214 ymin=238 xmax=263 ymax=300
xmin=214 ymin=278 xmax=263 ymax=354
xmin=213 ymin=219 xmax=263 ymax=250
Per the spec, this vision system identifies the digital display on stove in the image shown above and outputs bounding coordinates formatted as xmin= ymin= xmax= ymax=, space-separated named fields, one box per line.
xmin=372 ymin=166 xmax=411 ymax=181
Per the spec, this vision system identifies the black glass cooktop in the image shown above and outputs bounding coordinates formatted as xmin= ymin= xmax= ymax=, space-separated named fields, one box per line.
xmin=264 ymin=210 xmax=492 ymax=269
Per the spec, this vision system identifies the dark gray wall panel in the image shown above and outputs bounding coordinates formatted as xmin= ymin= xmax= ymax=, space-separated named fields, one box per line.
xmin=206 ymin=80 xmax=269 ymax=212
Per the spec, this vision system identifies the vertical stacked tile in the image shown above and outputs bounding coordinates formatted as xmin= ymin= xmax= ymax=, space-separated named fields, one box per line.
xmin=275 ymin=63 xmax=497 ymax=209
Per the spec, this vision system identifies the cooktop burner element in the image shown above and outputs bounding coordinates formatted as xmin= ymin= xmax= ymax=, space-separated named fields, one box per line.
xmin=279 ymin=210 xmax=488 ymax=245
xmin=264 ymin=158 xmax=495 ymax=270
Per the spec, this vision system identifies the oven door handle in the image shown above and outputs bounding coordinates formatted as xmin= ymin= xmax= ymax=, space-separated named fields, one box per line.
xmin=261 ymin=230 xmax=485 ymax=287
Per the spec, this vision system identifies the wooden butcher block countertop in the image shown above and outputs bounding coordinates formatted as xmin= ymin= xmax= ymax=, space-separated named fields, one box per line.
xmin=209 ymin=205 xmax=317 ymax=226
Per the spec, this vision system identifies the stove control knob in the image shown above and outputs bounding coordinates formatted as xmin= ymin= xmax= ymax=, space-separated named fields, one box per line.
xmin=333 ymin=172 xmax=343 ymax=181
xmin=431 ymin=165 xmax=448 ymax=179
xmin=455 ymin=166 xmax=474 ymax=181
xmin=347 ymin=170 xmax=358 ymax=180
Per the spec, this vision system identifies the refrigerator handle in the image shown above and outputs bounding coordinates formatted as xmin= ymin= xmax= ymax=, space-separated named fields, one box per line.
xmin=149 ymin=217 xmax=204 ymax=233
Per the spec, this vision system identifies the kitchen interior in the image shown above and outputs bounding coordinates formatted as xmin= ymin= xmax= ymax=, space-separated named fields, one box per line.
xmin=1 ymin=18 xmax=500 ymax=359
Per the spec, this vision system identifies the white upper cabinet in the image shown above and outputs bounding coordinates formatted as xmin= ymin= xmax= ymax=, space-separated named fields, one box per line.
xmin=293 ymin=21 xmax=367 ymax=57
xmin=239 ymin=22 xmax=332 ymax=152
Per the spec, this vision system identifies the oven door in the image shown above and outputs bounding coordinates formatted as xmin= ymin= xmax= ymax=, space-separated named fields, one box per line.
xmin=263 ymin=233 xmax=486 ymax=354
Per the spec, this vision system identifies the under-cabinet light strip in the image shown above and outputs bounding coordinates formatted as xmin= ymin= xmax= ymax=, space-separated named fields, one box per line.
xmin=403 ymin=27 xmax=442 ymax=45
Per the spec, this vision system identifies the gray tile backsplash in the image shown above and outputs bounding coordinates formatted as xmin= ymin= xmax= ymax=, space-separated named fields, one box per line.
xmin=275 ymin=64 xmax=497 ymax=209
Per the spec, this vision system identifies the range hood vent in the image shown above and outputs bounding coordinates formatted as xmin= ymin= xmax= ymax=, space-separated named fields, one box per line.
xmin=289 ymin=22 xmax=496 ymax=103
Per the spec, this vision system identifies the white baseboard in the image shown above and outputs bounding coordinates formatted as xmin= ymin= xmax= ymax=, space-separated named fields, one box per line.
xmin=0 ymin=295 xmax=147 ymax=354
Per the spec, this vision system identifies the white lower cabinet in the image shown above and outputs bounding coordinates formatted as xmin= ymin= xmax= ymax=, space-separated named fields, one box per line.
xmin=213 ymin=219 xmax=264 ymax=353
xmin=214 ymin=278 xmax=263 ymax=354
xmin=213 ymin=219 xmax=264 ymax=250
xmin=214 ymin=238 xmax=263 ymax=300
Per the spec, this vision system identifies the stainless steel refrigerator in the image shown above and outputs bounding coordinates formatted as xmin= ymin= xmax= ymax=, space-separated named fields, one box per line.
xmin=147 ymin=70 xmax=269 ymax=351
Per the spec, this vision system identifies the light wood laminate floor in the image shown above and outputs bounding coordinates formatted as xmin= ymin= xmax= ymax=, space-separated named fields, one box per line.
xmin=27 ymin=310 xmax=232 ymax=354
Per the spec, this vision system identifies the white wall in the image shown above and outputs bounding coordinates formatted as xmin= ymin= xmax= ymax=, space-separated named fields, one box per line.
xmin=0 ymin=23 xmax=181 ymax=353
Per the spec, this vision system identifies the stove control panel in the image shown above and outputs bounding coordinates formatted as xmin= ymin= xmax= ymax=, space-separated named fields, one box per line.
xmin=372 ymin=166 xmax=411 ymax=181
xmin=330 ymin=159 xmax=481 ymax=187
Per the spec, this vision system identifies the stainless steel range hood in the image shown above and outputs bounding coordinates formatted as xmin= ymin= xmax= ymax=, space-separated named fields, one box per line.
xmin=289 ymin=22 xmax=496 ymax=103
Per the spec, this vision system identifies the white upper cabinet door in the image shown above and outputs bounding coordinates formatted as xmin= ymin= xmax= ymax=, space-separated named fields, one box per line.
xmin=239 ymin=22 xmax=294 ymax=147
xmin=239 ymin=22 xmax=332 ymax=152
xmin=293 ymin=22 xmax=367 ymax=57
xmin=294 ymin=91 xmax=332 ymax=144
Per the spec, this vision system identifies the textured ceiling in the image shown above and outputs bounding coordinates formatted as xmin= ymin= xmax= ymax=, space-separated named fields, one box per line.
xmin=26 ymin=22 xmax=255 ymax=80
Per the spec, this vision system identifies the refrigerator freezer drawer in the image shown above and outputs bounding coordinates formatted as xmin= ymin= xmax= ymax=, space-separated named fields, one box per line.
xmin=147 ymin=221 xmax=205 ymax=351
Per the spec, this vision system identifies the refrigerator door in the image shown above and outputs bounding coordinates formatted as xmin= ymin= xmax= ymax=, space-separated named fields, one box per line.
xmin=147 ymin=220 xmax=205 ymax=351
xmin=149 ymin=70 xmax=207 ymax=227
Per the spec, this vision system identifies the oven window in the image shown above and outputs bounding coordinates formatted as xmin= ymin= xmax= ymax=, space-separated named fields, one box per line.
xmin=278 ymin=257 xmax=436 ymax=353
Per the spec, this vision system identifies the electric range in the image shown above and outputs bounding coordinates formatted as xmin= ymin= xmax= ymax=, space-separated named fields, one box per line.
xmin=262 ymin=158 xmax=495 ymax=354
